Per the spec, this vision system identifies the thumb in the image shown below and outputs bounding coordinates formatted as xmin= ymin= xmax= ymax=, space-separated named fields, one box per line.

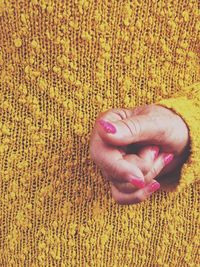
xmin=97 ymin=114 xmax=158 ymax=146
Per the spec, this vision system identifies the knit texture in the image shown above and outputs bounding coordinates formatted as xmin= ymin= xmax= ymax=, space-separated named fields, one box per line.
xmin=0 ymin=1 xmax=199 ymax=266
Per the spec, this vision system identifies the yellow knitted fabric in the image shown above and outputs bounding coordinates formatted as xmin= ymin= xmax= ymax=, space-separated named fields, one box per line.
xmin=0 ymin=1 xmax=199 ymax=266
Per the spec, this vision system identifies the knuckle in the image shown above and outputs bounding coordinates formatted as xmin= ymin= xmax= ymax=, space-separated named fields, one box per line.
xmin=128 ymin=117 xmax=141 ymax=137
xmin=109 ymin=108 xmax=128 ymax=121
xmin=121 ymin=118 xmax=141 ymax=136
xmin=150 ymin=166 xmax=159 ymax=178
xmin=145 ymin=174 xmax=153 ymax=184
xmin=142 ymin=160 xmax=152 ymax=175
xmin=115 ymin=182 xmax=137 ymax=194
xmin=97 ymin=108 xmax=123 ymax=122
xmin=110 ymin=160 xmax=124 ymax=182
xmin=111 ymin=186 xmax=125 ymax=205
xmin=111 ymin=163 xmax=118 ymax=176
xmin=112 ymin=109 xmax=128 ymax=120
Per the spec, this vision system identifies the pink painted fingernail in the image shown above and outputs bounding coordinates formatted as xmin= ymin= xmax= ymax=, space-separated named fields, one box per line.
xmin=146 ymin=181 xmax=160 ymax=194
xmin=163 ymin=153 xmax=174 ymax=165
xmin=98 ymin=119 xmax=116 ymax=134
xmin=151 ymin=146 xmax=159 ymax=160
xmin=128 ymin=175 xmax=145 ymax=189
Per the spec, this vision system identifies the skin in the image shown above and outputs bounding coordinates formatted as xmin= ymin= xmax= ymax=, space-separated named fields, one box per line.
xmin=89 ymin=104 xmax=190 ymax=205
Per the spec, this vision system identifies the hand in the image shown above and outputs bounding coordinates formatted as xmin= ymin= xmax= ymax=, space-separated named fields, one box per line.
xmin=103 ymin=145 xmax=163 ymax=204
xmin=90 ymin=104 xmax=190 ymax=204
xmin=90 ymin=136 xmax=163 ymax=204
xmin=107 ymin=145 xmax=159 ymax=194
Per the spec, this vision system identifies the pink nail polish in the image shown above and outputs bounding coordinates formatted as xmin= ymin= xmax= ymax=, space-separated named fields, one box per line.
xmin=151 ymin=146 xmax=159 ymax=160
xmin=163 ymin=153 xmax=174 ymax=165
xmin=128 ymin=175 xmax=145 ymax=189
xmin=146 ymin=181 xmax=160 ymax=194
xmin=98 ymin=119 xmax=116 ymax=134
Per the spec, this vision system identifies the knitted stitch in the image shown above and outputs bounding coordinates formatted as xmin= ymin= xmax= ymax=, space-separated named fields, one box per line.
xmin=0 ymin=0 xmax=199 ymax=266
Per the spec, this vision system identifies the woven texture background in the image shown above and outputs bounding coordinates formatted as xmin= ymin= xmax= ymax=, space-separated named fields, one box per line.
xmin=0 ymin=0 xmax=199 ymax=266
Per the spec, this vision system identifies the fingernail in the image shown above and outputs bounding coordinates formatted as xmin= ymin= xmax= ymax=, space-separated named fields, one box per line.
xmin=146 ymin=181 xmax=160 ymax=194
xmin=98 ymin=119 xmax=116 ymax=134
xmin=128 ymin=175 xmax=145 ymax=189
xmin=151 ymin=146 xmax=159 ymax=160
xmin=163 ymin=153 xmax=174 ymax=165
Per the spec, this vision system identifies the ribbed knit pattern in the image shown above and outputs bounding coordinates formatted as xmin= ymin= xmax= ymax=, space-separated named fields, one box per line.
xmin=0 ymin=1 xmax=199 ymax=266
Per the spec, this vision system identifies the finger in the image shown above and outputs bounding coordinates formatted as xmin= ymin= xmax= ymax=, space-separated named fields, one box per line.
xmin=91 ymin=137 xmax=146 ymax=187
xmin=122 ymin=145 xmax=160 ymax=176
xmin=110 ymin=179 xmax=161 ymax=205
xmin=137 ymin=145 xmax=159 ymax=164
xmin=110 ymin=154 xmax=144 ymax=193
xmin=103 ymin=167 xmax=140 ymax=194
xmin=111 ymin=146 xmax=159 ymax=194
xmin=96 ymin=109 xmax=162 ymax=146
xmin=103 ymin=157 xmax=145 ymax=187
xmin=144 ymin=152 xmax=174 ymax=183
xmin=110 ymin=181 xmax=138 ymax=194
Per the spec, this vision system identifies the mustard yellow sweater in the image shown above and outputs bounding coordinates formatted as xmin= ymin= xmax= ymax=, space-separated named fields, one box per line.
xmin=0 ymin=0 xmax=199 ymax=266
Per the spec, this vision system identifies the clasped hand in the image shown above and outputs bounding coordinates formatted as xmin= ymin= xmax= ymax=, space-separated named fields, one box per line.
xmin=89 ymin=104 xmax=189 ymax=205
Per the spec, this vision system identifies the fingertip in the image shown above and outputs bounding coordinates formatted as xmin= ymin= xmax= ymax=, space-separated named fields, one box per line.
xmin=96 ymin=119 xmax=125 ymax=146
xmin=97 ymin=119 xmax=117 ymax=143
xmin=147 ymin=180 xmax=161 ymax=193
xmin=98 ymin=119 xmax=117 ymax=134
xmin=135 ymin=180 xmax=160 ymax=203
xmin=126 ymin=173 xmax=145 ymax=189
